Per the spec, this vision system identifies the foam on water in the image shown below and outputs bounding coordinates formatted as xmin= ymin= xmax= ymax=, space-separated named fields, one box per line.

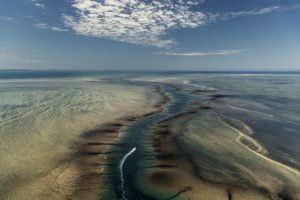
xmin=119 ymin=147 xmax=137 ymax=200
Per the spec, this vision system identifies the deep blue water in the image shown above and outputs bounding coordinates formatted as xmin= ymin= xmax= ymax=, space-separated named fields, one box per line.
xmin=1 ymin=70 xmax=300 ymax=79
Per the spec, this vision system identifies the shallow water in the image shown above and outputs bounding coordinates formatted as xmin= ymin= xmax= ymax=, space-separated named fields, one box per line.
xmin=1 ymin=71 xmax=300 ymax=200
xmin=0 ymin=74 xmax=158 ymax=199
xmin=114 ymin=85 xmax=192 ymax=199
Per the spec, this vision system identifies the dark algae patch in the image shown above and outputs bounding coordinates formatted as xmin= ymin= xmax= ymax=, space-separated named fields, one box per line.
xmin=74 ymin=81 xmax=300 ymax=200
xmin=3 ymin=73 xmax=300 ymax=200
xmin=278 ymin=191 xmax=293 ymax=200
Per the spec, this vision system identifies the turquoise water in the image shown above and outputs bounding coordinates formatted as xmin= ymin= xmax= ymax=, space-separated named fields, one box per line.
xmin=1 ymin=70 xmax=300 ymax=199
xmin=115 ymin=85 xmax=192 ymax=199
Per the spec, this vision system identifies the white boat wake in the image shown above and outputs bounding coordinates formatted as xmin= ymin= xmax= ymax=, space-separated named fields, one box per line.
xmin=119 ymin=147 xmax=137 ymax=200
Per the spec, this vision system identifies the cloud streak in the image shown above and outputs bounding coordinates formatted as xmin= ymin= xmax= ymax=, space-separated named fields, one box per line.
xmin=30 ymin=0 xmax=45 ymax=9
xmin=0 ymin=16 xmax=13 ymax=21
xmin=156 ymin=50 xmax=243 ymax=56
xmin=34 ymin=3 xmax=45 ymax=9
xmin=208 ymin=4 xmax=300 ymax=22
xmin=0 ymin=50 xmax=43 ymax=64
xmin=34 ymin=23 xmax=68 ymax=32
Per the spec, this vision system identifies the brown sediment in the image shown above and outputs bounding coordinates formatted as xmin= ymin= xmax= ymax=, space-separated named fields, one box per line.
xmin=141 ymin=101 xmax=274 ymax=200
xmin=228 ymin=190 xmax=233 ymax=200
xmin=139 ymin=105 xmax=200 ymax=198
xmin=154 ymin=85 xmax=171 ymax=109
xmin=148 ymin=171 xmax=177 ymax=187
xmin=146 ymin=164 xmax=177 ymax=169
xmin=173 ymin=85 xmax=217 ymax=95
xmin=66 ymin=85 xmax=171 ymax=199
xmin=140 ymin=95 xmax=300 ymax=200
xmin=278 ymin=191 xmax=293 ymax=200
xmin=209 ymin=94 xmax=237 ymax=99
xmin=239 ymin=137 xmax=260 ymax=152
xmin=188 ymin=89 xmax=237 ymax=102
xmin=69 ymin=122 xmax=125 ymax=200
xmin=215 ymin=113 xmax=300 ymax=177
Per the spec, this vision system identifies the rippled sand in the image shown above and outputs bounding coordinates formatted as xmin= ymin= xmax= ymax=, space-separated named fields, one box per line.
xmin=0 ymin=78 xmax=159 ymax=200
xmin=2 ymin=73 xmax=300 ymax=200
xmin=133 ymin=74 xmax=300 ymax=200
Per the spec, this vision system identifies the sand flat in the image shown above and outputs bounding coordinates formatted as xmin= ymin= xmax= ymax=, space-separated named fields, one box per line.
xmin=0 ymin=78 xmax=159 ymax=200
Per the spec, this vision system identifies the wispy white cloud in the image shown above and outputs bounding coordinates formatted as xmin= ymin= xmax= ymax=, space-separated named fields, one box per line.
xmin=34 ymin=3 xmax=45 ymax=9
xmin=0 ymin=50 xmax=43 ymax=64
xmin=30 ymin=0 xmax=45 ymax=9
xmin=34 ymin=23 xmax=68 ymax=32
xmin=208 ymin=4 xmax=300 ymax=22
xmin=156 ymin=50 xmax=243 ymax=56
xmin=0 ymin=16 xmax=13 ymax=21
xmin=50 ymin=27 xmax=68 ymax=32
xmin=34 ymin=23 xmax=48 ymax=29
xmin=62 ymin=1 xmax=300 ymax=48
xmin=63 ymin=0 xmax=206 ymax=48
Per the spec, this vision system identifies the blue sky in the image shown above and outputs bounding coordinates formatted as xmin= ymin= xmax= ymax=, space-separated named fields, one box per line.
xmin=0 ymin=0 xmax=300 ymax=71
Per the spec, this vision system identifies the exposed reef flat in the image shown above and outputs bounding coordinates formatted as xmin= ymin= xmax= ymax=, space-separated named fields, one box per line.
xmin=0 ymin=78 xmax=161 ymax=200
xmin=66 ymin=85 xmax=170 ymax=200
xmin=1 ymin=73 xmax=300 ymax=200
xmin=136 ymin=110 xmax=299 ymax=199
xmin=134 ymin=86 xmax=300 ymax=200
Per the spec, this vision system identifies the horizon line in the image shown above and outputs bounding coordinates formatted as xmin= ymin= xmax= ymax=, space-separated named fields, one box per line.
xmin=1 ymin=69 xmax=300 ymax=73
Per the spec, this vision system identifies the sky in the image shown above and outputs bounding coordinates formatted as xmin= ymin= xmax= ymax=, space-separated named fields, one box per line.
xmin=0 ymin=0 xmax=300 ymax=71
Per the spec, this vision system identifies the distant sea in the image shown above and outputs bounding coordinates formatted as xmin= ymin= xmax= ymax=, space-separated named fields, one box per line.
xmin=1 ymin=70 xmax=300 ymax=79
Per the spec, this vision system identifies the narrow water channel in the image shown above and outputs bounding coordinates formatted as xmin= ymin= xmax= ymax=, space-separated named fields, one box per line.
xmin=115 ymin=84 xmax=192 ymax=200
